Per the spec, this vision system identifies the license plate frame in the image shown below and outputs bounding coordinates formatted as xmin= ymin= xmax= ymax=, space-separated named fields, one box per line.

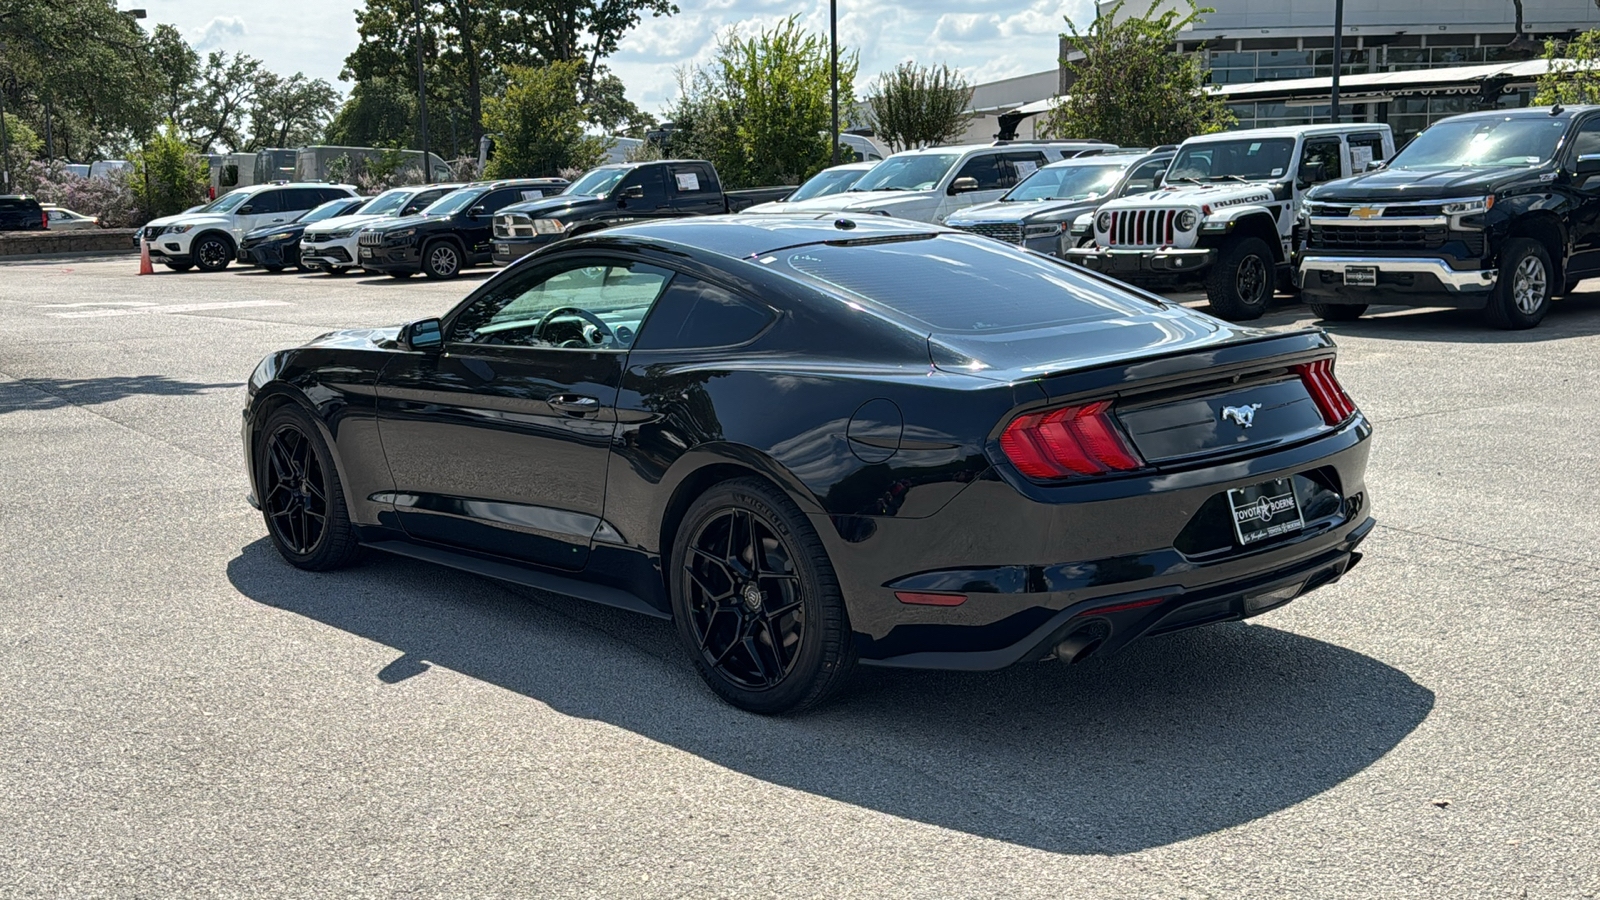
xmin=1227 ymin=478 xmax=1306 ymax=547
xmin=1343 ymin=265 xmax=1377 ymax=286
xmin=495 ymin=243 xmax=510 ymax=255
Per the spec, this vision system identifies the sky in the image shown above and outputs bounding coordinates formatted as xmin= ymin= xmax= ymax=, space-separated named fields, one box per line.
xmin=136 ymin=0 xmax=1096 ymax=115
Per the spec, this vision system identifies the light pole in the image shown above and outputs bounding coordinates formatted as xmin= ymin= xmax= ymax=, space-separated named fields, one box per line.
xmin=1330 ymin=0 xmax=1345 ymax=122
xmin=410 ymin=0 xmax=432 ymax=183
xmin=830 ymin=0 xmax=839 ymax=166
xmin=0 ymin=42 xmax=11 ymax=193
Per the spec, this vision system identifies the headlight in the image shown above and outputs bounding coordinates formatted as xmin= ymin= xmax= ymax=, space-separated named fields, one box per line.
xmin=1177 ymin=210 xmax=1198 ymax=231
xmin=1024 ymin=223 xmax=1064 ymax=239
xmin=1096 ymin=211 xmax=1112 ymax=232
xmin=1440 ymin=196 xmax=1494 ymax=215
xmin=384 ymin=228 xmax=416 ymax=242
xmin=168 ymin=224 xmax=194 ymax=234
xmin=262 ymin=231 xmax=296 ymax=243
xmin=532 ymin=218 xmax=567 ymax=235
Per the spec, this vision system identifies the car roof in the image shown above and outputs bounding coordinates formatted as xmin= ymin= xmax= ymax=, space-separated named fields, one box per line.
xmin=576 ymin=214 xmax=947 ymax=261
xmin=1182 ymin=124 xmax=1389 ymax=144
xmin=245 ymin=182 xmax=359 ymax=193
xmin=886 ymin=142 xmax=1083 ymax=158
xmin=1443 ymin=105 xmax=1599 ymax=122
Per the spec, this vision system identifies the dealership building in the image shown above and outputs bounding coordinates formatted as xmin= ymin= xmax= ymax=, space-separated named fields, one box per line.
xmin=961 ymin=0 xmax=1600 ymax=144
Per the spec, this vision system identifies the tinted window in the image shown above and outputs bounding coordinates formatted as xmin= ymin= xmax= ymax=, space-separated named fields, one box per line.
xmin=1569 ymin=118 xmax=1600 ymax=159
xmin=668 ymin=163 xmax=716 ymax=194
xmin=478 ymin=189 xmax=532 ymax=215
xmin=954 ymin=154 xmax=1006 ymax=191
xmin=622 ymin=166 xmax=668 ymax=204
xmin=317 ymin=188 xmax=352 ymax=205
xmin=245 ymin=190 xmax=284 ymax=214
xmin=0 ymin=198 xmax=36 ymax=211
xmin=1121 ymin=158 xmax=1171 ymax=194
xmin=635 ymin=276 xmax=773 ymax=349
xmin=449 ymin=259 xmax=673 ymax=348
xmin=278 ymin=189 xmax=322 ymax=213
xmin=768 ymin=234 xmax=1157 ymax=333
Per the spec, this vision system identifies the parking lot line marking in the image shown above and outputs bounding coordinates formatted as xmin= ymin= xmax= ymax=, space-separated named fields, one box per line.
xmin=44 ymin=300 xmax=291 ymax=318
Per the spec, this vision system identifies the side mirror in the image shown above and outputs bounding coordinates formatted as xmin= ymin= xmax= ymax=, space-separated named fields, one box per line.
xmin=468 ymin=205 xmax=487 ymax=217
xmin=1296 ymin=163 xmax=1326 ymax=189
xmin=1576 ymin=154 xmax=1600 ymax=177
xmin=621 ymin=185 xmax=645 ymax=200
xmin=401 ymin=317 xmax=444 ymax=350
xmin=238 ymin=205 xmax=254 ymax=215
xmin=948 ymin=176 xmax=981 ymax=195
xmin=1152 ymin=171 xmax=1165 ymax=188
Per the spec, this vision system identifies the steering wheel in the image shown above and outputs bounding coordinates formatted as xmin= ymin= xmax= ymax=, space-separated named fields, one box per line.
xmin=534 ymin=306 xmax=614 ymax=347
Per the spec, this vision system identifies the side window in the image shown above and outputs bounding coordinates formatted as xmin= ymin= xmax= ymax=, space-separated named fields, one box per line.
xmin=1568 ymin=118 xmax=1600 ymax=161
xmin=954 ymin=154 xmax=1006 ymax=190
xmin=279 ymin=189 xmax=320 ymax=213
xmin=624 ymin=166 xmax=669 ymax=205
xmin=219 ymin=164 xmax=240 ymax=188
xmin=1348 ymin=133 xmax=1387 ymax=171
xmin=477 ymin=189 xmax=531 ymax=215
xmin=245 ymin=190 xmax=284 ymax=214
xmin=319 ymin=188 xmax=352 ymax=205
xmin=665 ymin=164 xmax=707 ymax=197
xmin=1003 ymin=152 xmax=1048 ymax=187
xmin=1299 ymin=140 xmax=1343 ymax=186
xmin=635 ymin=276 xmax=774 ymax=350
xmin=1121 ymin=159 xmax=1170 ymax=195
xmin=448 ymin=259 xmax=673 ymax=348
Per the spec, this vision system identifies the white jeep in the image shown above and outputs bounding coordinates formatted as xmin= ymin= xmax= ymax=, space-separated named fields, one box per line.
xmin=1065 ymin=124 xmax=1395 ymax=320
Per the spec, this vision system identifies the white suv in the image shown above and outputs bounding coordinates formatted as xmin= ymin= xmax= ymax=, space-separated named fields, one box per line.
xmin=740 ymin=141 xmax=1113 ymax=223
xmin=139 ymin=183 xmax=359 ymax=272
xmin=300 ymin=183 xmax=461 ymax=275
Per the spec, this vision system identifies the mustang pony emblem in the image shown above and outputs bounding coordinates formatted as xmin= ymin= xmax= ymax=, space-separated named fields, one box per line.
xmin=1222 ymin=403 xmax=1263 ymax=428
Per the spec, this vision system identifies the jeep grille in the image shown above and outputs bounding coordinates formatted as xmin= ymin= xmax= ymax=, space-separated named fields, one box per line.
xmin=1105 ymin=209 xmax=1178 ymax=248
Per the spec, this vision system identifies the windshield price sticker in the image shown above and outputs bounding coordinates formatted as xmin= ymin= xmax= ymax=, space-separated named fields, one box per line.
xmin=1016 ymin=161 xmax=1039 ymax=177
xmin=676 ymin=172 xmax=700 ymax=191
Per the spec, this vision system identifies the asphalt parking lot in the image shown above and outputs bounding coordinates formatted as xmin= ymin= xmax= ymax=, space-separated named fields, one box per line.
xmin=2 ymin=255 xmax=1597 ymax=898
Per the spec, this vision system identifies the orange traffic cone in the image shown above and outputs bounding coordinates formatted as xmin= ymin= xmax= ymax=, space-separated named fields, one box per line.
xmin=138 ymin=239 xmax=153 ymax=275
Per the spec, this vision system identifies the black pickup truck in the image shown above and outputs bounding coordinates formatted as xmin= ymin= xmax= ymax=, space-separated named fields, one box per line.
xmin=491 ymin=160 xmax=793 ymax=264
xmin=1298 ymin=105 xmax=1600 ymax=329
xmin=358 ymin=177 xmax=569 ymax=279
xmin=0 ymin=195 xmax=47 ymax=231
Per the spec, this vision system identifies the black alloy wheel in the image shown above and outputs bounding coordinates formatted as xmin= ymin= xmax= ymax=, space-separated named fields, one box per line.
xmin=193 ymin=234 xmax=233 ymax=272
xmin=670 ymin=478 xmax=855 ymax=714
xmin=422 ymin=240 xmax=462 ymax=279
xmin=1205 ymin=236 xmax=1274 ymax=321
xmin=257 ymin=406 xmax=360 ymax=571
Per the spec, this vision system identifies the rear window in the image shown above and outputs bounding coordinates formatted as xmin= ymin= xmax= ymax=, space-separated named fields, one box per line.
xmin=0 ymin=198 xmax=39 ymax=211
xmin=766 ymin=235 xmax=1159 ymax=333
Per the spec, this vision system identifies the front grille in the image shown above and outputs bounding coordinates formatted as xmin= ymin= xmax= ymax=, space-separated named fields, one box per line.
xmin=494 ymin=213 xmax=535 ymax=239
xmin=953 ymin=222 xmax=1024 ymax=244
xmin=1105 ymin=209 xmax=1179 ymax=247
xmin=1309 ymin=223 xmax=1449 ymax=251
xmin=358 ymin=231 xmax=385 ymax=246
xmin=304 ymin=233 xmax=331 ymax=244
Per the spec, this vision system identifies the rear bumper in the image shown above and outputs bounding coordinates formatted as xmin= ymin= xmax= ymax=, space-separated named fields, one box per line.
xmin=1065 ymin=246 xmax=1215 ymax=275
xmin=1298 ymin=255 xmax=1497 ymax=308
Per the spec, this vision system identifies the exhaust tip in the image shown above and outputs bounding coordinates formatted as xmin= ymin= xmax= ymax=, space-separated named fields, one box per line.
xmin=1054 ymin=621 xmax=1111 ymax=665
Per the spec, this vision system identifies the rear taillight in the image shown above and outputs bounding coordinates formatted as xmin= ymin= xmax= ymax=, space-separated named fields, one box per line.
xmin=41 ymin=210 xmax=48 ymax=229
xmin=1294 ymin=359 xmax=1358 ymax=425
xmin=999 ymin=401 xmax=1142 ymax=479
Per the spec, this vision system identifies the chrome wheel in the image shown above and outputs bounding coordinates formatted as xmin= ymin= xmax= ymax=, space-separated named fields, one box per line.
xmin=1236 ymin=254 xmax=1269 ymax=305
xmin=1512 ymin=255 xmax=1548 ymax=315
xmin=262 ymin=423 xmax=329 ymax=556
xmin=683 ymin=508 xmax=804 ymax=691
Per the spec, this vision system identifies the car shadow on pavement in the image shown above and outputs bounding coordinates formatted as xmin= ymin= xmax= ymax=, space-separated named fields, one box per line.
xmin=351 ymin=271 xmax=496 ymax=287
xmin=227 ymin=538 xmax=1433 ymax=857
xmin=0 ymin=374 xmax=242 ymax=415
xmin=1228 ymin=292 xmax=1600 ymax=342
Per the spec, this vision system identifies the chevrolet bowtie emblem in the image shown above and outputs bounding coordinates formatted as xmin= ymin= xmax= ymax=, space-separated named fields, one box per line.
xmin=1351 ymin=207 xmax=1383 ymax=219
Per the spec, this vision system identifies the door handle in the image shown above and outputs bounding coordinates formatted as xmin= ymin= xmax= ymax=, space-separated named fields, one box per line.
xmin=549 ymin=394 xmax=601 ymax=416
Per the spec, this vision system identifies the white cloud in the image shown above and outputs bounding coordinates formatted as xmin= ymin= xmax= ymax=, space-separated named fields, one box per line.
xmin=189 ymin=15 xmax=246 ymax=51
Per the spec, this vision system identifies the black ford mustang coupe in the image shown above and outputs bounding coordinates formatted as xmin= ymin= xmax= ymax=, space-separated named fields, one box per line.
xmin=244 ymin=215 xmax=1373 ymax=713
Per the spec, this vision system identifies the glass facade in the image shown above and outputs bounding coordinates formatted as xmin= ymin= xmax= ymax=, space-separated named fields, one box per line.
xmin=1225 ymin=90 xmax=1534 ymax=144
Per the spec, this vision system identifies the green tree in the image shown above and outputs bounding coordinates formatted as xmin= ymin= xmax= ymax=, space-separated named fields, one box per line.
xmin=1040 ymin=0 xmax=1233 ymax=147
xmin=1536 ymin=30 xmax=1600 ymax=105
xmin=147 ymin=24 xmax=200 ymax=127
xmin=325 ymin=77 xmax=419 ymax=148
xmin=666 ymin=16 xmax=857 ymax=188
xmin=133 ymin=122 xmax=209 ymax=218
xmin=246 ymin=72 xmax=340 ymax=150
xmin=866 ymin=62 xmax=974 ymax=153
xmin=181 ymin=51 xmax=265 ymax=152
xmin=481 ymin=61 xmax=606 ymax=179
xmin=1 ymin=113 xmax=42 ymax=191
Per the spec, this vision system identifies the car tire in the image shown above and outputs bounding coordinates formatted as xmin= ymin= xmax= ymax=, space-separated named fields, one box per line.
xmin=192 ymin=234 xmax=233 ymax=272
xmin=669 ymin=477 xmax=856 ymax=714
xmin=163 ymin=261 xmax=194 ymax=272
xmin=1486 ymin=237 xmax=1552 ymax=330
xmin=387 ymin=271 xmax=414 ymax=279
xmin=1310 ymin=302 xmax=1366 ymax=321
xmin=421 ymin=240 xmax=463 ymax=279
xmin=1205 ymin=236 xmax=1275 ymax=321
xmin=263 ymin=264 xmax=285 ymax=273
xmin=256 ymin=405 xmax=361 ymax=571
